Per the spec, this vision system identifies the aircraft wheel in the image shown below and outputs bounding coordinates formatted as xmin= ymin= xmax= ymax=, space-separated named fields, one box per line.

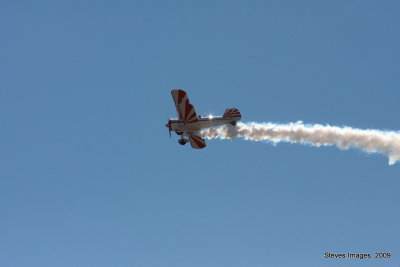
xmin=178 ymin=139 xmax=186 ymax=145
xmin=175 ymin=131 xmax=183 ymax=135
xmin=231 ymin=121 xmax=237 ymax=126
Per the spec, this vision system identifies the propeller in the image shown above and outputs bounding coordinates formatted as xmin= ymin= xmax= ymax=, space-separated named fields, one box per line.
xmin=166 ymin=117 xmax=171 ymax=138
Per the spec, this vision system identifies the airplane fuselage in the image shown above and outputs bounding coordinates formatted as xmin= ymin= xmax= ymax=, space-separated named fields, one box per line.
xmin=168 ymin=116 xmax=238 ymax=133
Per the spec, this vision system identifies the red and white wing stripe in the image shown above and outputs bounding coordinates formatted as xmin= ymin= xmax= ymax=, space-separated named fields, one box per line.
xmin=188 ymin=134 xmax=206 ymax=149
xmin=171 ymin=89 xmax=198 ymax=123
xmin=223 ymin=108 xmax=241 ymax=118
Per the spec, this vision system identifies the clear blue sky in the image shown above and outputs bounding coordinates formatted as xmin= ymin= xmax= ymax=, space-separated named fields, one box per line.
xmin=1 ymin=1 xmax=399 ymax=266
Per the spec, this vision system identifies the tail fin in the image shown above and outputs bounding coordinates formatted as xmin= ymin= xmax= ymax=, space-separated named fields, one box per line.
xmin=223 ymin=108 xmax=241 ymax=119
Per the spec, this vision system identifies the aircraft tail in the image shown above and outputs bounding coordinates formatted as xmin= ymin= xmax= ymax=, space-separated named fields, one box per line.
xmin=223 ymin=108 xmax=241 ymax=119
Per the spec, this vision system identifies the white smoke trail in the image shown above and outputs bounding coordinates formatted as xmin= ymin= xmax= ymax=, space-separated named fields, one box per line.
xmin=201 ymin=122 xmax=400 ymax=165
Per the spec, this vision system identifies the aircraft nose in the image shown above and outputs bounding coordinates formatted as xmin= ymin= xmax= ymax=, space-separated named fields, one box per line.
xmin=166 ymin=120 xmax=172 ymax=130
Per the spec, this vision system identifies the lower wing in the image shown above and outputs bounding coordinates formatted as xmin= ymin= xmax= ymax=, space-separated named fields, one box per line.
xmin=188 ymin=134 xmax=206 ymax=149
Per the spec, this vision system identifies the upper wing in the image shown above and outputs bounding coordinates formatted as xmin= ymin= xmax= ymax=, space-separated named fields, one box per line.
xmin=188 ymin=134 xmax=206 ymax=149
xmin=171 ymin=89 xmax=198 ymax=123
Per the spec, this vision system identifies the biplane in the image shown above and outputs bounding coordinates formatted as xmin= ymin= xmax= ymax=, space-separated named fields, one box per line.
xmin=166 ymin=89 xmax=241 ymax=149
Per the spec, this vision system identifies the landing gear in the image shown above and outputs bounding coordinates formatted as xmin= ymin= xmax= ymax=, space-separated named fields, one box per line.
xmin=231 ymin=121 xmax=237 ymax=126
xmin=175 ymin=131 xmax=183 ymax=135
xmin=178 ymin=139 xmax=189 ymax=145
